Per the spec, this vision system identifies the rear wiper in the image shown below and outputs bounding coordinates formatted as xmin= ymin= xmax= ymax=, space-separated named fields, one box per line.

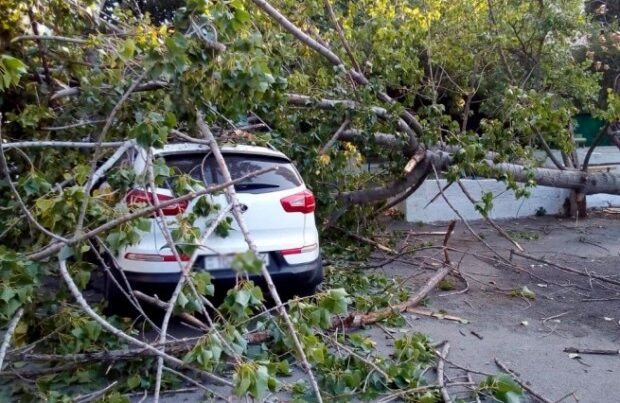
xmin=234 ymin=183 xmax=279 ymax=190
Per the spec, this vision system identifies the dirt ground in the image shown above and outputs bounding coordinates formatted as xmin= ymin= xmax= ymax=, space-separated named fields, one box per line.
xmin=157 ymin=213 xmax=620 ymax=402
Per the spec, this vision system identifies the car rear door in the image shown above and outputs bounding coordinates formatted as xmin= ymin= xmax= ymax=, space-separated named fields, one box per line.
xmin=155 ymin=152 xmax=310 ymax=260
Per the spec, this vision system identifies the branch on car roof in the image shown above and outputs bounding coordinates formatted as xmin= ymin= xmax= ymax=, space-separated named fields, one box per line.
xmin=144 ymin=154 xmax=242 ymax=403
xmin=196 ymin=111 xmax=325 ymax=403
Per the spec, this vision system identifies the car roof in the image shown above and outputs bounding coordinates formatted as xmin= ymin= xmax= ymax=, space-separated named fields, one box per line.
xmin=152 ymin=143 xmax=290 ymax=161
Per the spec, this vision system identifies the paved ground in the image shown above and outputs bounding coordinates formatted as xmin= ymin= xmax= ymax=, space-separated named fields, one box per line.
xmin=377 ymin=213 xmax=620 ymax=403
xmin=155 ymin=213 xmax=620 ymax=402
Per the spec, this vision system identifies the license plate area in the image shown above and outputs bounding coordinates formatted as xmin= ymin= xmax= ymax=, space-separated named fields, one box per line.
xmin=203 ymin=253 xmax=269 ymax=271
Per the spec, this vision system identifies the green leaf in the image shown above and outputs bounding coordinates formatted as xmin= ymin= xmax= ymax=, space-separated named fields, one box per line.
xmin=120 ymin=39 xmax=136 ymax=61
xmin=235 ymin=289 xmax=250 ymax=307
xmin=58 ymin=246 xmax=74 ymax=261
xmin=0 ymin=287 xmax=16 ymax=302
xmin=126 ymin=374 xmax=141 ymax=389
xmin=177 ymin=291 xmax=189 ymax=309
xmin=135 ymin=218 xmax=151 ymax=232
xmin=35 ymin=198 xmax=55 ymax=213
xmin=83 ymin=321 xmax=101 ymax=340
xmin=23 ymin=174 xmax=51 ymax=196
xmin=231 ymin=251 xmax=263 ymax=275
xmin=0 ymin=55 xmax=27 ymax=91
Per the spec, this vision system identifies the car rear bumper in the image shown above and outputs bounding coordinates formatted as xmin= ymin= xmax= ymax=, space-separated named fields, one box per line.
xmin=122 ymin=257 xmax=323 ymax=293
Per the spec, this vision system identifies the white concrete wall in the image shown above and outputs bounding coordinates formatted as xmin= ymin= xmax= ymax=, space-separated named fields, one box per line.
xmin=404 ymin=179 xmax=620 ymax=223
xmin=405 ymin=146 xmax=620 ymax=223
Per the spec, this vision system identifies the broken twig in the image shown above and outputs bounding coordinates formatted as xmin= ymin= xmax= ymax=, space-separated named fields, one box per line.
xmin=563 ymin=347 xmax=619 ymax=356
xmin=494 ymin=358 xmax=553 ymax=403
xmin=511 ymin=250 xmax=620 ymax=287
xmin=437 ymin=342 xmax=452 ymax=403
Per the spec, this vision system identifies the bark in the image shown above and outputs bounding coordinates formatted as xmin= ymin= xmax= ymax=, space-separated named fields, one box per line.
xmin=338 ymin=157 xmax=430 ymax=204
xmin=489 ymin=160 xmax=620 ymax=194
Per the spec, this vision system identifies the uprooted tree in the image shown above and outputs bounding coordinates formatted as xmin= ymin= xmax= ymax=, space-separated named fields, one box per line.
xmin=0 ymin=0 xmax=620 ymax=401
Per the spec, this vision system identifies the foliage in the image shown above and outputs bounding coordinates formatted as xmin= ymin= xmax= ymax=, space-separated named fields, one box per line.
xmin=0 ymin=0 xmax=612 ymax=400
xmin=480 ymin=374 xmax=524 ymax=403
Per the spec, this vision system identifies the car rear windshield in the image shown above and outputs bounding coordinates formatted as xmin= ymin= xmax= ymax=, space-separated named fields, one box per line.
xmin=163 ymin=152 xmax=302 ymax=194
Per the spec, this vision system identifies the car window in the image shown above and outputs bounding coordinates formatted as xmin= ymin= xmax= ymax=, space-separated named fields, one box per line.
xmin=163 ymin=152 xmax=302 ymax=194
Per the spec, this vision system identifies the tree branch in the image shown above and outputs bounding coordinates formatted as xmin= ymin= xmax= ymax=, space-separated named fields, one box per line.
xmin=26 ymin=166 xmax=276 ymax=261
xmin=322 ymin=0 xmax=362 ymax=72
xmin=319 ymin=117 xmax=351 ymax=154
xmin=75 ymin=70 xmax=149 ymax=234
xmin=437 ymin=342 xmax=452 ymax=403
xmin=250 ymin=0 xmax=423 ymax=146
xmin=57 ymin=258 xmax=232 ymax=387
xmin=0 ymin=308 xmax=24 ymax=371
xmin=456 ymin=180 xmax=525 ymax=252
xmin=0 ymin=117 xmax=68 ymax=242
xmin=196 ymin=112 xmax=324 ymax=403
xmin=535 ymin=129 xmax=565 ymax=170
xmin=50 ymin=81 xmax=168 ymax=101
xmin=11 ymin=35 xmax=88 ymax=44
xmin=1 ymin=140 xmax=125 ymax=149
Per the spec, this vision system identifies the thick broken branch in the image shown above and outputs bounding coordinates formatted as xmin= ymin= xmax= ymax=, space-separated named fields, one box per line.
xmin=338 ymin=151 xmax=437 ymax=204
xmin=333 ymin=222 xmax=456 ymax=329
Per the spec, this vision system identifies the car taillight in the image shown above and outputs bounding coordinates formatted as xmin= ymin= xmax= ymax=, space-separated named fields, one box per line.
xmin=125 ymin=189 xmax=188 ymax=216
xmin=280 ymin=243 xmax=318 ymax=255
xmin=280 ymin=190 xmax=315 ymax=214
xmin=124 ymin=253 xmax=190 ymax=262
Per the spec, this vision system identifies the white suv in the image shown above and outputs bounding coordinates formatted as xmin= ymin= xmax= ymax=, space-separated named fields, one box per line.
xmin=104 ymin=143 xmax=322 ymax=302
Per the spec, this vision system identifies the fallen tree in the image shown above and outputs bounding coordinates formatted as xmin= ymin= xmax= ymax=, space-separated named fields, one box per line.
xmin=0 ymin=0 xmax=619 ymax=401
